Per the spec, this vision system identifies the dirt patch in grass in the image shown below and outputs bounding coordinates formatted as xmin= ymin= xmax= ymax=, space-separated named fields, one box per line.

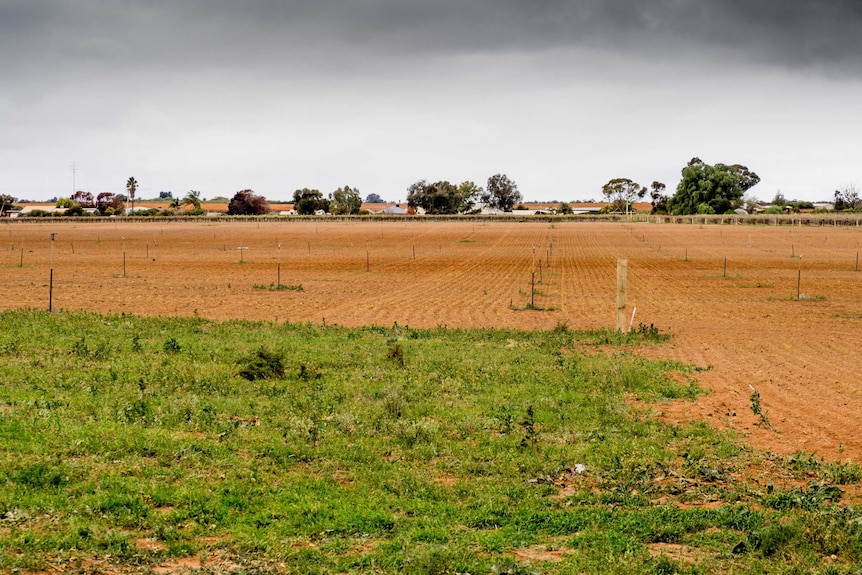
xmin=512 ymin=537 xmax=574 ymax=563
xmin=153 ymin=556 xmax=202 ymax=574
xmin=133 ymin=537 xmax=168 ymax=551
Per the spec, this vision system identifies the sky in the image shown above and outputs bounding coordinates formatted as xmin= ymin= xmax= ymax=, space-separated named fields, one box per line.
xmin=1 ymin=1 xmax=861 ymax=204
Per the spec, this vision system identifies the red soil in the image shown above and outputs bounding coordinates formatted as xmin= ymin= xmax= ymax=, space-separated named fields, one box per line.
xmin=2 ymin=219 xmax=861 ymax=461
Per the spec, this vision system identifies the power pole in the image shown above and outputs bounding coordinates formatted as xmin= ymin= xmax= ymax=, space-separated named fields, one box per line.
xmin=71 ymin=162 xmax=76 ymax=194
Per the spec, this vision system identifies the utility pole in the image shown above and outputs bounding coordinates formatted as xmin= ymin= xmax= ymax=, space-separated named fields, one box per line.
xmin=71 ymin=162 xmax=76 ymax=194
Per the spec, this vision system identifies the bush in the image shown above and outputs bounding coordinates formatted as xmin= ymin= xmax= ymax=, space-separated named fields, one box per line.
xmin=237 ymin=348 xmax=285 ymax=381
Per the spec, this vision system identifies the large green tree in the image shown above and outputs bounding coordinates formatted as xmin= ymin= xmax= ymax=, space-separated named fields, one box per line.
xmin=406 ymin=180 xmax=477 ymax=214
xmin=292 ymin=188 xmax=330 ymax=215
xmin=482 ymin=174 xmax=521 ymax=212
xmin=668 ymin=158 xmax=760 ymax=215
xmin=649 ymin=181 xmax=668 ymax=214
xmin=330 ymin=186 xmax=362 ymax=215
xmin=601 ymin=178 xmax=646 ymax=213
xmin=834 ymin=185 xmax=862 ymax=211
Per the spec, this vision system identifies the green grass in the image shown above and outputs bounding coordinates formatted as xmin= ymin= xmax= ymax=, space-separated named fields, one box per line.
xmin=1 ymin=310 xmax=861 ymax=573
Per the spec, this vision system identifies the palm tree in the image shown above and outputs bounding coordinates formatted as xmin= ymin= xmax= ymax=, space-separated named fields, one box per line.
xmin=126 ymin=177 xmax=138 ymax=212
xmin=182 ymin=190 xmax=202 ymax=210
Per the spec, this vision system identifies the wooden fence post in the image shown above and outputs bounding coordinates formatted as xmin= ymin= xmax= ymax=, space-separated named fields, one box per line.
xmin=617 ymin=258 xmax=628 ymax=332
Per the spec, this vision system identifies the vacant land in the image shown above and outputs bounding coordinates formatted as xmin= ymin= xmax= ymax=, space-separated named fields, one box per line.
xmin=1 ymin=219 xmax=861 ymax=461
xmin=2 ymin=310 xmax=862 ymax=574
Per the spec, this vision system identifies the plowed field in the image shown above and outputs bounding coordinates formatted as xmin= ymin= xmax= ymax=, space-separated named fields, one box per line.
xmin=2 ymin=220 xmax=861 ymax=460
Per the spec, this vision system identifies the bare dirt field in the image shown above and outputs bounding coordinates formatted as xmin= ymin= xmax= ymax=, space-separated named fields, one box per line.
xmin=2 ymin=219 xmax=861 ymax=461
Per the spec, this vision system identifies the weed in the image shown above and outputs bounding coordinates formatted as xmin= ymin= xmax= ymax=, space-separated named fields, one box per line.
xmin=13 ymin=463 xmax=67 ymax=489
xmin=163 ymin=337 xmax=181 ymax=353
xmin=492 ymin=405 xmax=515 ymax=434
xmin=763 ymin=482 xmax=843 ymax=511
xmin=824 ymin=461 xmax=862 ymax=484
xmin=253 ymin=283 xmax=304 ymax=291
xmin=632 ymin=322 xmax=662 ymax=340
xmin=749 ymin=386 xmax=774 ymax=431
xmin=387 ymin=343 xmax=405 ymax=367
xmin=237 ymin=348 xmax=285 ymax=381
xmin=130 ymin=333 xmax=142 ymax=352
xmin=492 ymin=560 xmax=540 ymax=575
xmin=519 ymin=405 xmax=538 ymax=450
xmin=381 ymin=387 xmax=405 ymax=420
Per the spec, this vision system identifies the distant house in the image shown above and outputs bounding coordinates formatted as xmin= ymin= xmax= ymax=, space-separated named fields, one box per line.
xmin=367 ymin=203 xmax=409 ymax=215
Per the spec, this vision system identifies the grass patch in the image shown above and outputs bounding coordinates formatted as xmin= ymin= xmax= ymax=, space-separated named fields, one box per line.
xmin=0 ymin=310 xmax=860 ymax=573
xmin=253 ymin=283 xmax=304 ymax=291
xmin=767 ymin=295 xmax=827 ymax=302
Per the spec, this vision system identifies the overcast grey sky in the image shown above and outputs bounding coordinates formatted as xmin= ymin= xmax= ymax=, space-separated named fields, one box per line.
xmin=1 ymin=0 xmax=860 ymax=203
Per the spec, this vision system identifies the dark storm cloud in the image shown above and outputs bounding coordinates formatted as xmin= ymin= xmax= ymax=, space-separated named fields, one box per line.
xmin=200 ymin=0 xmax=862 ymax=73
xmin=3 ymin=0 xmax=861 ymax=80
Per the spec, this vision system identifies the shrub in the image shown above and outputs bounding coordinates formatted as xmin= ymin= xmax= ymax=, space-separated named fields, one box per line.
xmin=163 ymin=338 xmax=181 ymax=353
xmin=237 ymin=348 xmax=285 ymax=381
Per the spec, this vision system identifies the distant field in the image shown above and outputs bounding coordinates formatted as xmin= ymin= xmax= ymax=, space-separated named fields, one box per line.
xmin=1 ymin=219 xmax=861 ymax=460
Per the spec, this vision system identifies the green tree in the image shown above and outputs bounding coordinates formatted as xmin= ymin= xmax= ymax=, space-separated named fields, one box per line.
xmin=557 ymin=202 xmax=573 ymax=215
xmin=182 ymin=190 xmax=202 ymax=210
xmin=292 ymin=188 xmax=330 ymax=215
xmin=330 ymin=186 xmax=362 ymax=215
xmin=365 ymin=193 xmax=384 ymax=203
xmin=406 ymin=180 xmax=477 ymax=214
xmin=649 ymin=181 xmax=668 ymax=214
xmin=668 ymin=158 xmax=760 ymax=215
xmin=601 ymin=178 xmax=646 ymax=213
xmin=126 ymin=177 xmax=138 ymax=211
xmin=772 ymin=191 xmax=787 ymax=207
xmin=457 ymin=181 xmax=482 ymax=213
xmin=228 ymin=189 xmax=270 ymax=215
xmin=482 ymin=174 xmax=521 ymax=212
xmin=834 ymin=185 xmax=861 ymax=211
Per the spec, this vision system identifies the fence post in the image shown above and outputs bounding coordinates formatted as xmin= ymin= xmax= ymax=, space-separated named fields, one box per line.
xmin=617 ymin=258 xmax=628 ymax=332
